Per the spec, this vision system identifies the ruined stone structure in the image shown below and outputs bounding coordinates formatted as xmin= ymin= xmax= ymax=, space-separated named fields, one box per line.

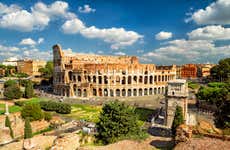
xmin=165 ymin=79 xmax=188 ymax=127
xmin=53 ymin=44 xmax=177 ymax=98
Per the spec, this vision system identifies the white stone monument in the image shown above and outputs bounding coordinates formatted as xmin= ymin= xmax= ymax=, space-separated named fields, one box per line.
xmin=4 ymin=102 xmax=9 ymax=115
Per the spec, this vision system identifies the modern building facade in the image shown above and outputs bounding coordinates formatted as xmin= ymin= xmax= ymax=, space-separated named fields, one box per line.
xmin=53 ymin=44 xmax=177 ymax=98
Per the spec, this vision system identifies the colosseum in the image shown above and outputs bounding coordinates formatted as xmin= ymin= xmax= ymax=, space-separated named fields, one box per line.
xmin=53 ymin=44 xmax=177 ymax=98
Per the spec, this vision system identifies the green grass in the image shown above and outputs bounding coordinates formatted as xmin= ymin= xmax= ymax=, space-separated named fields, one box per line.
xmin=23 ymin=97 xmax=49 ymax=104
xmin=135 ymin=107 xmax=155 ymax=122
xmin=0 ymin=103 xmax=22 ymax=114
xmin=62 ymin=103 xmax=101 ymax=122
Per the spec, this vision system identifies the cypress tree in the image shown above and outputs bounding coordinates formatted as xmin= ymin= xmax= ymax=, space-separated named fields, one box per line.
xmin=24 ymin=80 xmax=34 ymax=98
xmin=5 ymin=116 xmax=14 ymax=138
xmin=24 ymin=118 xmax=32 ymax=139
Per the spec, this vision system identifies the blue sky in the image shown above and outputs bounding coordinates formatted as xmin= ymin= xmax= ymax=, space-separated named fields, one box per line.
xmin=0 ymin=0 xmax=229 ymax=65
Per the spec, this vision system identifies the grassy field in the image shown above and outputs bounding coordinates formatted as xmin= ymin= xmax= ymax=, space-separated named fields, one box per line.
xmin=188 ymin=82 xmax=200 ymax=89
xmin=0 ymin=103 xmax=22 ymax=114
xmin=62 ymin=103 xmax=102 ymax=123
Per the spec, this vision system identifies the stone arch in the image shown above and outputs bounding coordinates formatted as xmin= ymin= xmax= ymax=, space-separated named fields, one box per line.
xmin=78 ymin=75 xmax=81 ymax=82
xmin=110 ymin=89 xmax=114 ymax=97
xmin=144 ymin=76 xmax=148 ymax=84
xmin=154 ymin=87 xmax=157 ymax=95
xmin=104 ymin=89 xmax=108 ymax=96
xmin=68 ymin=71 xmax=73 ymax=81
xmin=93 ymin=88 xmax=97 ymax=96
xmin=77 ymin=89 xmax=81 ymax=97
xmin=150 ymin=76 xmax=153 ymax=84
xmin=162 ymin=75 xmax=164 ymax=82
xmin=88 ymin=76 xmax=91 ymax=82
xmin=133 ymin=89 xmax=137 ymax=96
xmin=158 ymin=87 xmax=161 ymax=94
xmin=139 ymin=88 xmax=143 ymax=96
xmin=154 ymin=75 xmax=157 ymax=82
xmin=99 ymin=88 xmax=102 ymax=96
xmin=162 ymin=87 xmax=165 ymax=94
xmin=83 ymin=89 xmax=87 ymax=97
xmin=149 ymin=88 xmax=153 ymax=95
xmin=98 ymin=76 xmax=102 ymax=84
xmin=139 ymin=76 xmax=143 ymax=83
xmin=165 ymin=75 xmax=167 ymax=81
xmin=158 ymin=75 xmax=161 ymax=82
xmin=116 ymin=76 xmax=120 ymax=84
xmin=144 ymin=88 xmax=148 ymax=95
xmin=122 ymin=89 xmax=126 ymax=96
xmin=128 ymin=76 xmax=132 ymax=84
xmin=116 ymin=89 xmax=120 ymax=97
xmin=122 ymin=76 xmax=126 ymax=85
xmin=128 ymin=89 xmax=132 ymax=96
xmin=93 ymin=76 xmax=96 ymax=83
xmin=133 ymin=76 xmax=137 ymax=84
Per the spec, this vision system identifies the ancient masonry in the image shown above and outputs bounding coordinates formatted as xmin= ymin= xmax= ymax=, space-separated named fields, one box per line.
xmin=53 ymin=44 xmax=177 ymax=98
xmin=165 ymin=79 xmax=188 ymax=127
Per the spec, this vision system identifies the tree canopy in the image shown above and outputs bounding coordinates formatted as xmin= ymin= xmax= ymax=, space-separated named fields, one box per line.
xmin=211 ymin=58 xmax=230 ymax=82
xmin=39 ymin=61 xmax=53 ymax=79
xmin=96 ymin=101 xmax=141 ymax=144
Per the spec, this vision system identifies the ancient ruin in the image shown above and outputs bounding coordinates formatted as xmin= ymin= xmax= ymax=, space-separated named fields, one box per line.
xmin=53 ymin=44 xmax=177 ymax=98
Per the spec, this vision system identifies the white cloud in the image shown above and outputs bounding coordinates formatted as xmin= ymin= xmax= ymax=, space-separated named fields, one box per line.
xmin=155 ymin=31 xmax=172 ymax=40
xmin=137 ymin=49 xmax=144 ymax=53
xmin=188 ymin=25 xmax=230 ymax=40
xmin=0 ymin=44 xmax=19 ymax=52
xmin=188 ymin=0 xmax=230 ymax=25
xmin=61 ymin=18 xmax=85 ymax=34
xmin=114 ymin=51 xmax=126 ymax=56
xmin=78 ymin=4 xmax=96 ymax=13
xmin=62 ymin=18 xmax=143 ymax=49
xmin=141 ymin=39 xmax=230 ymax=64
xmin=0 ymin=1 xmax=75 ymax=32
xmin=19 ymin=38 xmax=37 ymax=46
xmin=38 ymin=38 xmax=44 ymax=44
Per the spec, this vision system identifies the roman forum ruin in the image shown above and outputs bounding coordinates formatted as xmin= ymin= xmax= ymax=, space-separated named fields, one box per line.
xmin=53 ymin=44 xmax=177 ymax=98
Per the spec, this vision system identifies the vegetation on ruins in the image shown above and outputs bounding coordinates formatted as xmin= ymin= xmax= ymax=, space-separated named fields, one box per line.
xmin=4 ymin=80 xmax=22 ymax=99
xmin=24 ymin=80 xmax=34 ymax=98
xmin=24 ymin=118 xmax=33 ymax=139
xmin=172 ymin=106 xmax=184 ymax=136
xmin=21 ymin=103 xmax=44 ymax=121
xmin=44 ymin=112 xmax=52 ymax=121
xmin=40 ymin=101 xmax=71 ymax=114
xmin=5 ymin=115 xmax=14 ymax=138
xmin=210 ymin=58 xmax=230 ymax=82
xmin=96 ymin=101 xmax=145 ymax=144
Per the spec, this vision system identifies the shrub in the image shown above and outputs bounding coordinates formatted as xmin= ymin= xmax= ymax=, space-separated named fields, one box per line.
xmin=40 ymin=101 xmax=71 ymax=114
xmin=21 ymin=103 xmax=44 ymax=121
xmin=24 ymin=118 xmax=32 ymax=139
xmin=172 ymin=106 xmax=184 ymax=136
xmin=4 ymin=84 xmax=23 ymax=100
xmin=96 ymin=101 xmax=141 ymax=144
xmin=4 ymin=80 xmax=17 ymax=88
xmin=14 ymin=101 xmax=25 ymax=106
xmin=44 ymin=112 xmax=52 ymax=121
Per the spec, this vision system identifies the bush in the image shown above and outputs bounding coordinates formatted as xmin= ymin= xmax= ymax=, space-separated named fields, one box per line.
xmin=4 ymin=80 xmax=17 ymax=88
xmin=14 ymin=101 xmax=25 ymax=106
xmin=21 ymin=103 xmax=44 ymax=121
xmin=44 ymin=112 xmax=52 ymax=121
xmin=24 ymin=118 xmax=32 ymax=139
xmin=40 ymin=101 xmax=71 ymax=114
xmin=96 ymin=101 xmax=141 ymax=144
xmin=4 ymin=84 xmax=23 ymax=100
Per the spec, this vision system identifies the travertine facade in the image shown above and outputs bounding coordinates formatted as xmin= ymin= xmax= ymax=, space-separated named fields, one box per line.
xmin=53 ymin=44 xmax=177 ymax=97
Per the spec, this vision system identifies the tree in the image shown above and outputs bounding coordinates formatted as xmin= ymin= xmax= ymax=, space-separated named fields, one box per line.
xmin=4 ymin=80 xmax=17 ymax=88
xmin=4 ymin=84 xmax=23 ymax=99
xmin=5 ymin=116 xmax=14 ymax=138
xmin=39 ymin=61 xmax=53 ymax=79
xmin=24 ymin=80 xmax=34 ymax=98
xmin=21 ymin=103 xmax=44 ymax=121
xmin=172 ymin=106 xmax=184 ymax=136
xmin=96 ymin=101 xmax=140 ymax=144
xmin=24 ymin=118 xmax=32 ymax=139
xmin=210 ymin=58 xmax=230 ymax=82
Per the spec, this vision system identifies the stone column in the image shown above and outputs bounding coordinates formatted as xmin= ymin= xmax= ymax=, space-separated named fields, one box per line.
xmin=5 ymin=102 xmax=9 ymax=115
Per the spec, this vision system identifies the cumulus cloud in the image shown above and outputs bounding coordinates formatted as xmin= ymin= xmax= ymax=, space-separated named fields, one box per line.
xmin=188 ymin=25 xmax=230 ymax=40
xmin=141 ymin=39 xmax=230 ymax=64
xmin=155 ymin=31 xmax=172 ymax=40
xmin=188 ymin=0 xmax=230 ymax=25
xmin=0 ymin=44 xmax=19 ymax=52
xmin=78 ymin=4 xmax=96 ymax=13
xmin=0 ymin=1 xmax=75 ymax=32
xmin=19 ymin=37 xmax=44 ymax=46
xmin=62 ymin=18 xmax=143 ymax=49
